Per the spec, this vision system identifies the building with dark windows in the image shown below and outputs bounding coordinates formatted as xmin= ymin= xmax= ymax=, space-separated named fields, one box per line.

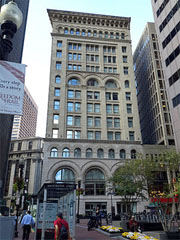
xmin=0 ymin=0 xmax=30 ymax=198
xmin=133 ymin=22 xmax=175 ymax=146
xmin=4 ymin=137 xmax=44 ymax=209
xmin=151 ymin=0 xmax=180 ymax=151
xmin=11 ymin=86 xmax=38 ymax=140
xmin=41 ymin=9 xmax=174 ymax=216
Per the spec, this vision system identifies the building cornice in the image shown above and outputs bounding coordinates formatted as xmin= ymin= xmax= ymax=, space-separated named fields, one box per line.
xmin=47 ymin=9 xmax=131 ymax=30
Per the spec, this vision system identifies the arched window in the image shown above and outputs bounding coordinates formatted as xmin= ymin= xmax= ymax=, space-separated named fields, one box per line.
xmin=55 ymin=168 xmax=75 ymax=183
xmin=55 ymin=75 xmax=61 ymax=83
xmin=86 ymin=148 xmax=93 ymax=158
xmin=116 ymin=33 xmax=119 ymax=39
xmin=82 ymin=29 xmax=86 ymax=36
xmin=121 ymin=32 xmax=125 ymax=39
xmin=50 ymin=148 xmax=58 ymax=157
xmin=120 ymin=149 xmax=126 ymax=159
xmin=85 ymin=169 xmax=105 ymax=195
xmin=64 ymin=28 xmax=68 ymax=34
xmin=87 ymin=30 xmax=91 ymax=37
xmin=62 ymin=148 xmax=70 ymax=158
xmin=105 ymin=80 xmax=117 ymax=88
xmin=97 ymin=149 xmax=104 ymax=158
xmin=68 ymin=78 xmax=80 ymax=86
xmin=131 ymin=149 xmax=136 ymax=159
xmin=74 ymin=148 xmax=81 ymax=158
xmin=87 ymin=79 xmax=99 ymax=87
xmin=108 ymin=149 xmax=115 ymax=159
xmin=105 ymin=31 xmax=108 ymax=38
xmin=93 ymin=31 xmax=97 ymax=37
xmin=125 ymin=80 xmax=129 ymax=88
xmin=70 ymin=28 xmax=74 ymax=35
xmin=76 ymin=29 xmax=80 ymax=35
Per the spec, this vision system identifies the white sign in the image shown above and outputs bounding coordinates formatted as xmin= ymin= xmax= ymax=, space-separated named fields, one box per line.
xmin=37 ymin=202 xmax=58 ymax=229
xmin=0 ymin=60 xmax=26 ymax=115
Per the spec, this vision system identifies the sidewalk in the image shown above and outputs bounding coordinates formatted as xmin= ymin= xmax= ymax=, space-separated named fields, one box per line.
xmin=15 ymin=219 xmax=119 ymax=240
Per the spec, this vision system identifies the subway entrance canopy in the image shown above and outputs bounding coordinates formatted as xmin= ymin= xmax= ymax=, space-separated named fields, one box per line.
xmin=35 ymin=183 xmax=76 ymax=240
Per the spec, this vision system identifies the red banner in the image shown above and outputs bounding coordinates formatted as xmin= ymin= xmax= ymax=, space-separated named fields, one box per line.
xmin=151 ymin=197 xmax=178 ymax=203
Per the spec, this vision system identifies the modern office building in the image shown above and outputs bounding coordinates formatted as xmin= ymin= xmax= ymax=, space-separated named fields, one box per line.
xmin=41 ymin=9 xmax=174 ymax=216
xmin=4 ymin=137 xmax=44 ymax=209
xmin=151 ymin=0 xmax=180 ymax=151
xmin=133 ymin=22 xmax=175 ymax=146
xmin=0 ymin=0 xmax=30 ymax=198
xmin=11 ymin=86 xmax=38 ymax=140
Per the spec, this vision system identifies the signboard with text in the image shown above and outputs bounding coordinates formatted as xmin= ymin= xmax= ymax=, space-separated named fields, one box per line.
xmin=0 ymin=60 xmax=26 ymax=115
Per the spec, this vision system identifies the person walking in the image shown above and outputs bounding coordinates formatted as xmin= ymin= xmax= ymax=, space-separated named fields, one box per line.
xmin=21 ymin=210 xmax=35 ymax=240
xmin=54 ymin=212 xmax=72 ymax=240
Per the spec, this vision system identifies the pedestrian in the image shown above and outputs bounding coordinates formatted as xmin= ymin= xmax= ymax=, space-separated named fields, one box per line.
xmin=129 ymin=216 xmax=138 ymax=232
xmin=54 ymin=212 xmax=72 ymax=240
xmin=21 ymin=210 xmax=35 ymax=240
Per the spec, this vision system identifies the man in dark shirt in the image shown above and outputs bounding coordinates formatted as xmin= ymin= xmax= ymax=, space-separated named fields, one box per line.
xmin=54 ymin=212 xmax=71 ymax=240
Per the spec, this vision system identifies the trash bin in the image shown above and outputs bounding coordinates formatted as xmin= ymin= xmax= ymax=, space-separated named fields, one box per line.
xmin=0 ymin=216 xmax=15 ymax=240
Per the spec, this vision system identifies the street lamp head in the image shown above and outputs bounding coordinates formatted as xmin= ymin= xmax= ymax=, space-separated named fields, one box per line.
xmin=0 ymin=1 xmax=23 ymax=29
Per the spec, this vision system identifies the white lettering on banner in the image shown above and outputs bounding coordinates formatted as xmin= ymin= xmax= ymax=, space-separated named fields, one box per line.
xmin=0 ymin=60 xmax=26 ymax=115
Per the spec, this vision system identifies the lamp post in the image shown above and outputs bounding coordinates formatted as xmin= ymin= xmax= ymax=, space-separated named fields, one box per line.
xmin=0 ymin=0 xmax=23 ymax=199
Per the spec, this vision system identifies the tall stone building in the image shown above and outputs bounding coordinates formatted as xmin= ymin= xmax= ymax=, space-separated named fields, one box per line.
xmin=11 ymin=86 xmax=38 ymax=140
xmin=42 ymin=9 xmax=172 ymax=216
xmin=151 ymin=0 xmax=180 ymax=151
xmin=133 ymin=22 xmax=175 ymax=146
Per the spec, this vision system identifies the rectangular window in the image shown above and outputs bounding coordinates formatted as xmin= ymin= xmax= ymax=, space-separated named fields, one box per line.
xmin=75 ymin=103 xmax=81 ymax=112
xmin=53 ymin=129 xmax=59 ymax=138
xmin=75 ymin=130 xmax=81 ymax=139
xmin=123 ymin=67 xmax=128 ymax=75
xmin=95 ymin=117 xmax=100 ymax=127
xmin=106 ymin=93 xmax=111 ymax=100
xmin=114 ymin=118 xmax=120 ymax=128
xmin=56 ymin=50 xmax=62 ymax=58
xmin=68 ymin=90 xmax=74 ymax=98
xmin=67 ymin=102 xmax=73 ymax=112
xmin=87 ymin=91 xmax=93 ymax=99
xmin=129 ymin=131 xmax=135 ymax=141
xmin=56 ymin=62 xmax=61 ymax=70
xmin=87 ymin=103 xmax=93 ymax=112
xmin=95 ymin=131 xmax=101 ymax=140
xmin=73 ymin=65 xmax=77 ymax=70
xmin=126 ymin=92 xmax=131 ymax=101
xmin=75 ymin=91 xmax=81 ymax=99
xmin=94 ymin=103 xmax=100 ymax=113
xmin=87 ymin=117 xmax=93 ymax=127
xmin=67 ymin=130 xmax=73 ymax=139
xmin=73 ymin=53 xmax=77 ymax=60
xmin=113 ymin=93 xmax=118 ymax=100
xmin=123 ymin=55 xmax=127 ymax=63
xmin=53 ymin=114 xmax=59 ymax=124
xmin=127 ymin=104 xmax=132 ymax=114
xmin=107 ymin=132 xmax=113 ymax=140
xmin=87 ymin=131 xmax=93 ymax=139
xmin=54 ymin=88 xmax=60 ymax=97
xmin=115 ymin=132 xmax=121 ymax=140
xmin=78 ymin=54 xmax=81 ymax=61
xmin=107 ymin=118 xmax=113 ymax=128
xmin=67 ymin=116 xmax=73 ymax=125
xmin=128 ymin=117 xmax=133 ymax=128
xmin=113 ymin=105 xmax=119 ymax=113
xmin=68 ymin=53 xmax=72 ymax=60
xmin=57 ymin=41 xmax=62 ymax=48
xmin=54 ymin=100 xmax=60 ymax=110
xmin=122 ymin=46 xmax=127 ymax=53
xmin=106 ymin=104 xmax=112 ymax=114
xmin=94 ymin=92 xmax=100 ymax=99
xmin=75 ymin=116 xmax=81 ymax=126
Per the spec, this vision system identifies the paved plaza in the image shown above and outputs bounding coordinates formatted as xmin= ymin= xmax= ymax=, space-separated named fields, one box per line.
xmin=15 ymin=219 xmax=120 ymax=240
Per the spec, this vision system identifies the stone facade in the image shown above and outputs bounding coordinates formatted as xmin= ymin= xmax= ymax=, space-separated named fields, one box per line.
xmin=5 ymin=137 xmax=44 ymax=208
xmin=133 ymin=22 xmax=175 ymax=145
xmin=151 ymin=0 xmax=180 ymax=152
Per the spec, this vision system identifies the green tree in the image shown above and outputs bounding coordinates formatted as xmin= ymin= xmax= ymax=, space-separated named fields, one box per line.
xmin=110 ymin=150 xmax=180 ymax=231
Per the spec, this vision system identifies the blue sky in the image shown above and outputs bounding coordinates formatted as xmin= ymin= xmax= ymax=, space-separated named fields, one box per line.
xmin=22 ymin=0 xmax=154 ymax=137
